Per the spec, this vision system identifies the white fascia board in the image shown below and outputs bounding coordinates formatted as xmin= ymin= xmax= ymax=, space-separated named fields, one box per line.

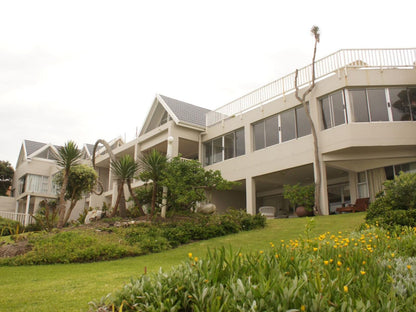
xmin=156 ymin=94 xmax=180 ymax=124
xmin=28 ymin=143 xmax=52 ymax=159
xmin=139 ymin=96 xmax=160 ymax=136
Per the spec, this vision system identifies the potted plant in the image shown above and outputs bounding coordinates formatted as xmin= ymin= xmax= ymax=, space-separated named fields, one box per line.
xmin=283 ymin=183 xmax=314 ymax=217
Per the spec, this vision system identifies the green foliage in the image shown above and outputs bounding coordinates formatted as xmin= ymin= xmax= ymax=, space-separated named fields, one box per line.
xmin=0 ymin=160 xmax=14 ymax=196
xmin=366 ymin=172 xmax=416 ymax=228
xmin=0 ymin=217 xmax=23 ymax=236
xmin=54 ymin=164 xmax=98 ymax=201
xmin=31 ymin=200 xmax=58 ymax=231
xmin=283 ymin=183 xmax=315 ymax=211
xmin=0 ymin=210 xmax=265 ymax=266
xmin=93 ymin=226 xmax=416 ymax=312
xmin=162 ymin=157 xmax=238 ymax=211
xmin=0 ymin=231 xmax=138 ymax=265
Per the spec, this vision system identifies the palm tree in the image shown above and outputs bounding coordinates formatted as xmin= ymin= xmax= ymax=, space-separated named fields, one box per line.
xmin=56 ymin=141 xmax=82 ymax=228
xmin=110 ymin=155 xmax=144 ymax=217
xmin=294 ymin=25 xmax=322 ymax=215
xmin=139 ymin=150 xmax=167 ymax=217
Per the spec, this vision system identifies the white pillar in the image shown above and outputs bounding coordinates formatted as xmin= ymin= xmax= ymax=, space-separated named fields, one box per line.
xmin=161 ymin=136 xmax=174 ymax=218
xmin=24 ymin=194 xmax=31 ymax=226
xmin=246 ymin=177 xmax=256 ymax=215
xmin=319 ymin=163 xmax=329 ymax=215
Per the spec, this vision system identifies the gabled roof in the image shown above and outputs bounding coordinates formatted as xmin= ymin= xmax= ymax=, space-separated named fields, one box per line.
xmin=158 ymin=95 xmax=211 ymax=128
xmin=140 ymin=94 xmax=211 ymax=135
xmin=24 ymin=140 xmax=47 ymax=157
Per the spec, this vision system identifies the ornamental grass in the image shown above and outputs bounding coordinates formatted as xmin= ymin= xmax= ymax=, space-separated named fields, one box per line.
xmin=91 ymin=223 xmax=416 ymax=312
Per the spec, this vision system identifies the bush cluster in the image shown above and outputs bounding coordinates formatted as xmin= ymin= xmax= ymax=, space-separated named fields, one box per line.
xmin=366 ymin=172 xmax=416 ymax=228
xmin=0 ymin=210 xmax=265 ymax=266
xmin=0 ymin=217 xmax=22 ymax=236
xmin=91 ymin=225 xmax=416 ymax=312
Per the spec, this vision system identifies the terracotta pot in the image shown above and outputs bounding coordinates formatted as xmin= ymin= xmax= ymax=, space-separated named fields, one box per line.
xmin=295 ymin=206 xmax=313 ymax=217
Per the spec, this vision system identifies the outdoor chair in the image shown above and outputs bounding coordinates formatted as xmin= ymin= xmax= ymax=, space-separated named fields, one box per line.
xmin=259 ymin=206 xmax=276 ymax=218
xmin=336 ymin=197 xmax=370 ymax=213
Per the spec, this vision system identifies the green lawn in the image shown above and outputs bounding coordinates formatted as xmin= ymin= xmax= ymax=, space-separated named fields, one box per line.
xmin=0 ymin=213 xmax=365 ymax=312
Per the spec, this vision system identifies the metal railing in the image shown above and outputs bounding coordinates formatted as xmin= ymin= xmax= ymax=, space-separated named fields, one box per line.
xmin=206 ymin=48 xmax=416 ymax=126
xmin=0 ymin=211 xmax=34 ymax=226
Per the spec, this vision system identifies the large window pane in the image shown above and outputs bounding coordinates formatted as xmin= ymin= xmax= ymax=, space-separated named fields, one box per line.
xmin=321 ymin=97 xmax=331 ymax=129
xmin=253 ymin=121 xmax=265 ymax=150
xmin=224 ymin=133 xmax=235 ymax=160
xmin=408 ymin=88 xmax=416 ymax=121
xmin=213 ymin=138 xmax=223 ymax=163
xmin=389 ymin=87 xmax=411 ymax=121
xmin=349 ymin=89 xmax=369 ymax=122
xmin=295 ymin=105 xmax=311 ymax=137
xmin=367 ymin=89 xmax=388 ymax=121
xmin=235 ymin=128 xmax=245 ymax=157
xmin=331 ymin=91 xmax=346 ymax=126
xmin=265 ymin=115 xmax=279 ymax=146
xmin=204 ymin=141 xmax=212 ymax=166
xmin=280 ymin=109 xmax=296 ymax=142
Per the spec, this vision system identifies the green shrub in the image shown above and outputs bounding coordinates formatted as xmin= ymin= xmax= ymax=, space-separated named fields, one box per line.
xmin=91 ymin=226 xmax=416 ymax=312
xmin=366 ymin=172 xmax=416 ymax=228
xmin=0 ymin=217 xmax=23 ymax=236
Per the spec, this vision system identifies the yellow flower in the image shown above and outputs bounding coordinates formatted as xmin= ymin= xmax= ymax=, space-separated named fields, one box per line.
xmin=344 ymin=285 xmax=348 ymax=293
xmin=238 ymin=252 xmax=242 ymax=257
xmin=313 ymin=247 xmax=318 ymax=252
xmin=188 ymin=253 xmax=192 ymax=258
xmin=259 ymin=250 xmax=264 ymax=254
xmin=337 ymin=261 xmax=342 ymax=267
xmin=330 ymin=259 xmax=334 ymax=263
xmin=194 ymin=257 xmax=198 ymax=262
xmin=347 ymin=267 xmax=350 ymax=271
xmin=324 ymin=260 xmax=329 ymax=265
xmin=362 ymin=261 xmax=366 ymax=265
xmin=275 ymin=254 xmax=279 ymax=259
xmin=407 ymin=265 xmax=411 ymax=270
xmin=360 ymin=271 xmax=366 ymax=275
xmin=391 ymin=253 xmax=395 ymax=258
xmin=388 ymin=265 xmax=392 ymax=269
xmin=301 ymin=305 xmax=306 ymax=311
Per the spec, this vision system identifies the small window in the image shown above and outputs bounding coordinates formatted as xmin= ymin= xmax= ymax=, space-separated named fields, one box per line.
xmin=295 ymin=105 xmax=311 ymax=137
xmin=280 ymin=109 xmax=296 ymax=142
xmin=253 ymin=121 xmax=265 ymax=150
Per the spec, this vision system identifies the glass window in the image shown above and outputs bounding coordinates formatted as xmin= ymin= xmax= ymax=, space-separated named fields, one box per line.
xmin=253 ymin=121 xmax=265 ymax=150
xmin=321 ymin=97 xmax=331 ymax=129
xmin=331 ymin=91 xmax=346 ymax=126
xmin=295 ymin=105 xmax=311 ymax=137
xmin=357 ymin=171 xmax=369 ymax=198
xmin=224 ymin=133 xmax=235 ymax=160
xmin=265 ymin=115 xmax=279 ymax=147
xmin=389 ymin=87 xmax=412 ymax=121
xmin=409 ymin=88 xmax=416 ymax=121
xmin=235 ymin=128 xmax=245 ymax=157
xmin=367 ymin=89 xmax=389 ymax=121
xmin=213 ymin=138 xmax=223 ymax=163
xmin=204 ymin=141 xmax=212 ymax=166
xmin=280 ymin=109 xmax=296 ymax=142
xmin=349 ymin=89 xmax=369 ymax=122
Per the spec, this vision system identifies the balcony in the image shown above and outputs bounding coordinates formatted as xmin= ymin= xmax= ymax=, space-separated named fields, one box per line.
xmin=206 ymin=48 xmax=416 ymax=126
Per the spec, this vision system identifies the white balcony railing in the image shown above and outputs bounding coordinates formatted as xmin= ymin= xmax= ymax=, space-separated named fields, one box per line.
xmin=0 ymin=211 xmax=34 ymax=226
xmin=206 ymin=48 xmax=416 ymax=126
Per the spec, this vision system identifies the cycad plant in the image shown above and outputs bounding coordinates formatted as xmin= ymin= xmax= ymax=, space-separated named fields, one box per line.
xmin=139 ymin=150 xmax=167 ymax=217
xmin=111 ymin=155 xmax=144 ymax=217
xmin=56 ymin=141 xmax=82 ymax=228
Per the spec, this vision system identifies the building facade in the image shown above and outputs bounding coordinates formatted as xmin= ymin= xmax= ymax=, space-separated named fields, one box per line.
xmin=90 ymin=49 xmax=416 ymax=217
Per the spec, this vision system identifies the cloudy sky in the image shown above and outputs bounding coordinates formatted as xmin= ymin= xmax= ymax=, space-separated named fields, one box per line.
xmin=0 ymin=0 xmax=414 ymax=166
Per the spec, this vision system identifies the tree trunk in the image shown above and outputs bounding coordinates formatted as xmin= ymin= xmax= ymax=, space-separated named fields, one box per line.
xmin=111 ymin=181 xmax=124 ymax=217
xmin=57 ymin=172 xmax=69 ymax=228
xmin=118 ymin=186 xmax=127 ymax=218
xmin=151 ymin=182 xmax=157 ymax=217
xmin=127 ymin=180 xmax=145 ymax=216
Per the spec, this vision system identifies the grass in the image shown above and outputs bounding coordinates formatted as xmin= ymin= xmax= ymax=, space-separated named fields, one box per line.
xmin=0 ymin=213 xmax=365 ymax=312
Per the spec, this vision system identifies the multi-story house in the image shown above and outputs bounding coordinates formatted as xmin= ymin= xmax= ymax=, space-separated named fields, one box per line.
xmin=2 ymin=140 xmax=97 ymax=225
xmin=91 ymin=49 xmax=416 ymax=217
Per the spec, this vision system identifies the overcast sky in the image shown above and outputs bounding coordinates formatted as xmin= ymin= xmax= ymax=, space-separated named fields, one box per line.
xmin=0 ymin=0 xmax=415 ymax=167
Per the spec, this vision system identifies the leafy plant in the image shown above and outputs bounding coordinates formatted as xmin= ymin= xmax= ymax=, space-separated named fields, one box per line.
xmin=0 ymin=217 xmax=23 ymax=236
xmin=283 ymin=183 xmax=315 ymax=211
xmin=366 ymin=172 xmax=416 ymax=228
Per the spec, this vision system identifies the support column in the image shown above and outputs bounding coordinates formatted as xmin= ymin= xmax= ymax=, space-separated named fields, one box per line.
xmin=246 ymin=177 xmax=256 ymax=215
xmin=24 ymin=194 xmax=31 ymax=226
xmin=319 ymin=163 xmax=329 ymax=215
xmin=161 ymin=136 xmax=174 ymax=218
